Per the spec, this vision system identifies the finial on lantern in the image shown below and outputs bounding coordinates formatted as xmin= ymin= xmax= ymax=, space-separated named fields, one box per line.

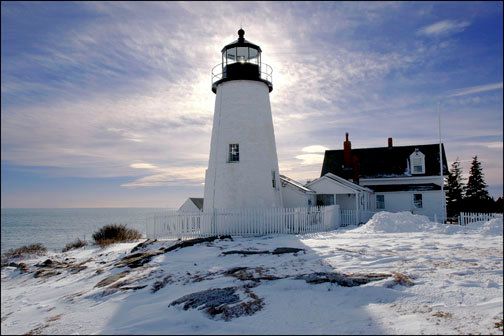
xmin=238 ymin=28 xmax=245 ymax=42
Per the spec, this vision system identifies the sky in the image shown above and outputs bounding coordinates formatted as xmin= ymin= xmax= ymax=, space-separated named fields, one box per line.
xmin=1 ymin=1 xmax=503 ymax=208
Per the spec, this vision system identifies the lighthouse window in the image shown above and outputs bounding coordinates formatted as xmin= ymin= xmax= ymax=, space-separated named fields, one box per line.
xmin=249 ymin=48 xmax=258 ymax=59
xmin=228 ymin=144 xmax=239 ymax=162
xmin=237 ymin=47 xmax=248 ymax=63
xmin=272 ymin=171 xmax=276 ymax=189
xmin=226 ymin=48 xmax=236 ymax=63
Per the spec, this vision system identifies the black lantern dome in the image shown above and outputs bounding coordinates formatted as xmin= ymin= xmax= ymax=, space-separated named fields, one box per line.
xmin=211 ymin=29 xmax=273 ymax=93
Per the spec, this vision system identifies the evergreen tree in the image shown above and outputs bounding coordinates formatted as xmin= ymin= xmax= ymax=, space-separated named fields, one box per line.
xmin=464 ymin=156 xmax=492 ymax=211
xmin=445 ymin=158 xmax=465 ymax=218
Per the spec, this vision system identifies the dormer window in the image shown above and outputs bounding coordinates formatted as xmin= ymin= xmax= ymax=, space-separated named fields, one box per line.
xmin=410 ymin=148 xmax=425 ymax=174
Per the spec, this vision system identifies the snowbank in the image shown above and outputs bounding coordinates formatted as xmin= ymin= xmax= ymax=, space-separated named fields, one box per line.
xmin=353 ymin=211 xmax=503 ymax=235
xmin=480 ymin=217 xmax=504 ymax=235
xmin=352 ymin=211 xmax=440 ymax=233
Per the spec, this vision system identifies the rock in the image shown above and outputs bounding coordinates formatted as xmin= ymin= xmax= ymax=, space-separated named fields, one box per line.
xmin=222 ymin=250 xmax=270 ymax=255
xmin=17 ymin=263 xmax=29 ymax=273
xmin=130 ymin=239 xmax=157 ymax=253
xmin=170 ymin=286 xmax=264 ymax=321
xmin=119 ymin=285 xmax=147 ymax=291
xmin=296 ymin=272 xmax=390 ymax=286
xmin=170 ymin=287 xmax=239 ymax=311
xmin=115 ymin=250 xmax=164 ymax=268
xmin=95 ymin=271 xmax=129 ymax=288
xmin=68 ymin=265 xmax=87 ymax=274
xmin=163 ymin=235 xmax=232 ymax=253
xmin=35 ymin=259 xmax=54 ymax=267
xmin=117 ymin=235 xmax=233 ymax=269
xmin=34 ymin=269 xmax=61 ymax=278
xmin=6 ymin=262 xmax=29 ymax=273
xmin=151 ymin=275 xmax=173 ymax=293
xmin=271 ymin=247 xmax=304 ymax=255
xmin=215 ymin=297 xmax=264 ymax=321
xmin=224 ymin=267 xmax=282 ymax=282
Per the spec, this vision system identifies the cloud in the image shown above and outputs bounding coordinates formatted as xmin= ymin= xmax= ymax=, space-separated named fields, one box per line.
xmin=417 ymin=19 xmax=471 ymax=37
xmin=121 ymin=166 xmax=205 ymax=188
xmin=446 ymin=82 xmax=503 ymax=97
xmin=1 ymin=2 xmax=502 ymax=201
xmin=295 ymin=154 xmax=325 ymax=166
xmin=130 ymin=163 xmax=159 ymax=170
xmin=301 ymin=145 xmax=329 ymax=153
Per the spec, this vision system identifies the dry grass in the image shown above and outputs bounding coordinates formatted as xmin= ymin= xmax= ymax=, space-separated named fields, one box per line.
xmin=432 ymin=311 xmax=453 ymax=318
xmin=62 ymin=238 xmax=87 ymax=252
xmin=92 ymin=224 xmax=142 ymax=247
xmin=392 ymin=272 xmax=414 ymax=287
xmin=1 ymin=244 xmax=47 ymax=266
xmin=46 ymin=314 xmax=62 ymax=322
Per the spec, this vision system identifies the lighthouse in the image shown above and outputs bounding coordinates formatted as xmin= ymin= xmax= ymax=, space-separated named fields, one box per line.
xmin=203 ymin=29 xmax=283 ymax=211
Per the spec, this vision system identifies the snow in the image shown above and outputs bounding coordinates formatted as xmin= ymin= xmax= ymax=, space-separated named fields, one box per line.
xmin=1 ymin=212 xmax=502 ymax=335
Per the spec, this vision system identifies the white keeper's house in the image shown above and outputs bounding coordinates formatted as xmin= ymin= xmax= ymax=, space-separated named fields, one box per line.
xmin=177 ymin=29 xmax=448 ymax=227
xmin=312 ymin=133 xmax=448 ymax=222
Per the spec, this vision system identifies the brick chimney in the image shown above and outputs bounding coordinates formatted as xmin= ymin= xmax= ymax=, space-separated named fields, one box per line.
xmin=343 ymin=132 xmax=352 ymax=167
xmin=388 ymin=137 xmax=393 ymax=148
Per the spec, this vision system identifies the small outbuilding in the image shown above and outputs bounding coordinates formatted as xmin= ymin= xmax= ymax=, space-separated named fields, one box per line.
xmin=280 ymin=175 xmax=316 ymax=208
xmin=178 ymin=197 xmax=204 ymax=213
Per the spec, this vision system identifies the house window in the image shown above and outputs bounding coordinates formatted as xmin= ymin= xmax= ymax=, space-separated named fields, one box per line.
xmin=271 ymin=170 xmax=276 ymax=188
xmin=376 ymin=195 xmax=385 ymax=210
xmin=228 ymin=144 xmax=239 ymax=162
xmin=410 ymin=149 xmax=425 ymax=174
xmin=413 ymin=194 xmax=423 ymax=208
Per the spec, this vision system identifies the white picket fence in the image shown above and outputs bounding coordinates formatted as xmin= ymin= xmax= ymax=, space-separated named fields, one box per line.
xmin=458 ymin=212 xmax=503 ymax=226
xmin=340 ymin=210 xmax=376 ymax=226
xmin=146 ymin=205 xmax=340 ymax=239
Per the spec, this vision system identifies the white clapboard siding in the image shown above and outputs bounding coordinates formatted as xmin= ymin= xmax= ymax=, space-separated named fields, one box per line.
xmin=147 ymin=205 xmax=340 ymax=239
xmin=459 ymin=212 xmax=502 ymax=226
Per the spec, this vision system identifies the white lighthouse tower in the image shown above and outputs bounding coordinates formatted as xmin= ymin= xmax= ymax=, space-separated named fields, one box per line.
xmin=203 ymin=29 xmax=283 ymax=211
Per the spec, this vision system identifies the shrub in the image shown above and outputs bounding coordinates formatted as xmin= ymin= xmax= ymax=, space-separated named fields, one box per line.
xmin=62 ymin=238 xmax=87 ymax=252
xmin=92 ymin=224 xmax=142 ymax=247
xmin=1 ymin=243 xmax=47 ymax=266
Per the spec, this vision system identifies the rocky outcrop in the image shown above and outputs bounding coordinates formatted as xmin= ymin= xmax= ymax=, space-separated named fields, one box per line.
xmin=296 ymin=272 xmax=391 ymax=286
xmin=169 ymin=286 xmax=264 ymax=321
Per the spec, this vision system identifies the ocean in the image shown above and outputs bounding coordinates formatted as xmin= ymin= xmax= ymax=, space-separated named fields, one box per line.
xmin=1 ymin=208 xmax=169 ymax=254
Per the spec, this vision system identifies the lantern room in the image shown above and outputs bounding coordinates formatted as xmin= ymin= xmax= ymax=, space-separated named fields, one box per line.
xmin=211 ymin=29 xmax=273 ymax=93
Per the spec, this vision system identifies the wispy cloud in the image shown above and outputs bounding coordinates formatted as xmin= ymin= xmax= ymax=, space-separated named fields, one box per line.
xmin=301 ymin=145 xmax=329 ymax=153
xmin=2 ymin=2 xmax=503 ymax=205
xmin=130 ymin=163 xmax=159 ymax=170
xmin=417 ymin=19 xmax=471 ymax=37
xmin=446 ymin=82 xmax=503 ymax=97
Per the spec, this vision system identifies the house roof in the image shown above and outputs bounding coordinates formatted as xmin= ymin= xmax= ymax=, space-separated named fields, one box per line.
xmin=322 ymin=173 xmax=374 ymax=192
xmin=305 ymin=173 xmax=374 ymax=194
xmin=189 ymin=198 xmax=204 ymax=210
xmin=366 ymin=183 xmax=441 ymax=192
xmin=280 ymin=175 xmax=315 ymax=193
xmin=321 ymin=143 xmax=448 ymax=179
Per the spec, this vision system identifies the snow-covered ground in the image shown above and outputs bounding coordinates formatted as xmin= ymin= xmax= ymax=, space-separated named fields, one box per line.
xmin=1 ymin=212 xmax=503 ymax=335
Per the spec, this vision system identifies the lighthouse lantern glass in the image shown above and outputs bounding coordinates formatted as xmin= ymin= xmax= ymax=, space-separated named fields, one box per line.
xmin=223 ymin=46 xmax=260 ymax=66
xmin=237 ymin=47 xmax=248 ymax=63
xmin=226 ymin=48 xmax=236 ymax=63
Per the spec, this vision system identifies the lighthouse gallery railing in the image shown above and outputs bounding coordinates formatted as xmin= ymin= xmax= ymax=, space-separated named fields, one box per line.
xmin=211 ymin=62 xmax=273 ymax=87
xmin=146 ymin=205 xmax=340 ymax=240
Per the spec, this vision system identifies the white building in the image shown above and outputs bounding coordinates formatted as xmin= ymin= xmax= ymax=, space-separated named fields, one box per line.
xmin=320 ymin=133 xmax=448 ymax=221
xmin=178 ymin=198 xmax=203 ymax=213
xmin=280 ymin=175 xmax=316 ymax=208
xmin=203 ymin=29 xmax=282 ymax=211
